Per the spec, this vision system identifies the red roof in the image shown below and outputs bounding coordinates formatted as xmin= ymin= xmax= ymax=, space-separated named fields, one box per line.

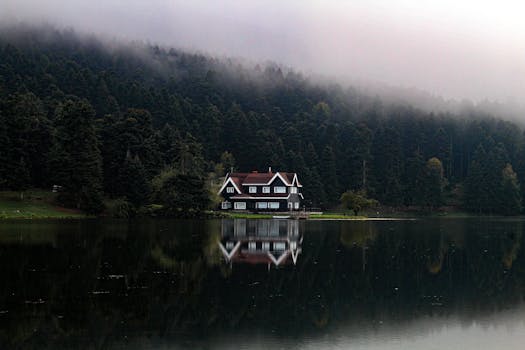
xmin=220 ymin=170 xmax=302 ymax=196
xmin=242 ymin=172 xmax=275 ymax=184
xmin=228 ymin=171 xmax=299 ymax=186
xmin=229 ymin=176 xmax=244 ymax=189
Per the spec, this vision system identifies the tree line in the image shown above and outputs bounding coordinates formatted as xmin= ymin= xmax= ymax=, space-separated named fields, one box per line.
xmin=0 ymin=26 xmax=523 ymax=215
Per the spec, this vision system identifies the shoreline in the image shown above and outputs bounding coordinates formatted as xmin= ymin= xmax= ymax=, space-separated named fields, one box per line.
xmin=4 ymin=213 xmax=524 ymax=221
xmin=1 ymin=191 xmax=524 ymax=221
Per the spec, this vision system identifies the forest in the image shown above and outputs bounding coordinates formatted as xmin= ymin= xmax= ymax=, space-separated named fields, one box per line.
xmin=0 ymin=26 xmax=523 ymax=215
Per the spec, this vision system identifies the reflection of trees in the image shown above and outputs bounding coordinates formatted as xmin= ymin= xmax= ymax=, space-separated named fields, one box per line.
xmin=502 ymin=223 xmax=522 ymax=269
xmin=340 ymin=221 xmax=377 ymax=248
xmin=2 ymin=219 xmax=525 ymax=347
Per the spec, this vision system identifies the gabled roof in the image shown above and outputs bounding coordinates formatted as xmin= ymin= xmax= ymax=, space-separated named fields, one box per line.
xmin=219 ymin=170 xmax=302 ymax=195
xmin=242 ymin=172 xmax=274 ymax=184
xmin=218 ymin=176 xmax=242 ymax=194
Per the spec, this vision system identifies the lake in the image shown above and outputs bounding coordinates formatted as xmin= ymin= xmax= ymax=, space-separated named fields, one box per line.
xmin=1 ymin=218 xmax=525 ymax=349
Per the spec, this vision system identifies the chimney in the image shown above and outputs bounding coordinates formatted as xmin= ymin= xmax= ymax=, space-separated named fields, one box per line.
xmin=268 ymin=166 xmax=272 ymax=173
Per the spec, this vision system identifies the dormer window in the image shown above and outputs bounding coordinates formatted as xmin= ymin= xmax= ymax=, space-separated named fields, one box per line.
xmin=290 ymin=187 xmax=297 ymax=193
xmin=274 ymin=186 xmax=286 ymax=193
xmin=226 ymin=187 xmax=234 ymax=193
xmin=249 ymin=186 xmax=257 ymax=193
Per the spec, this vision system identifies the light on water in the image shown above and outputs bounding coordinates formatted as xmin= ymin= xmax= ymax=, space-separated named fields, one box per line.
xmin=1 ymin=218 xmax=525 ymax=349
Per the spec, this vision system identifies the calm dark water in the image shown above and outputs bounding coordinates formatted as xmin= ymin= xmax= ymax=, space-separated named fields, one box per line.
xmin=1 ymin=218 xmax=525 ymax=349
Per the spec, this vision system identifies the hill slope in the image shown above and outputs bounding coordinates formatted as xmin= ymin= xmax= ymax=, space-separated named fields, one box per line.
xmin=0 ymin=26 xmax=524 ymax=213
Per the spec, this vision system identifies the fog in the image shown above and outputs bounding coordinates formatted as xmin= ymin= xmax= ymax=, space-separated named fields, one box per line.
xmin=3 ymin=0 xmax=525 ymax=107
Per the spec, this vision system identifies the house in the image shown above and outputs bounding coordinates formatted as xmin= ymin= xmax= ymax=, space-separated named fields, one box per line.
xmin=218 ymin=168 xmax=303 ymax=211
xmin=218 ymin=219 xmax=303 ymax=267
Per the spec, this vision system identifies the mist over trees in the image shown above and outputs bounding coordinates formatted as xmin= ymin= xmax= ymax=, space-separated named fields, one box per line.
xmin=0 ymin=27 xmax=524 ymax=215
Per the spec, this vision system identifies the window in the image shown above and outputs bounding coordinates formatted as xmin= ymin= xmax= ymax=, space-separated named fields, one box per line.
xmin=294 ymin=202 xmax=300 ymax=209
xmin=234 ymin=202 xmax=246 ymax=210
xmin=269 ymin=202 xmax=280 ymax=209
xmin=274 ymin=242 xmax=286 ymax=251
xmin=221 ymin=201 xmax=231 ymax=209
xmin=269 ymin=221 xmax=279 ymax=236
xmin=290 ymin=187 xmax=297 ymax=193
xmin=263 ymin=186 xmax=270 ymax=193
xmin=249 ymin=186 xmax=257 ymax=193
xmin=262 ymin=242 xmax=270 ymax=251
xmin=274 ymin=186 xmax=286 ymax=193
xmin=256 ymin=202 xmax=268 ymax=209
xmin=226 ymin=187 xmax=234 ymax=193
xmin=248 ymin=242 xmax=257 ymax=251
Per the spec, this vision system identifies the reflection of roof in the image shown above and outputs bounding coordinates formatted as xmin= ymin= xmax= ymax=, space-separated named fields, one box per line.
xmin=218 ymin=238 xmax=301 ymax=266
xmin=232 ymin=251 xmax=291 ymax=265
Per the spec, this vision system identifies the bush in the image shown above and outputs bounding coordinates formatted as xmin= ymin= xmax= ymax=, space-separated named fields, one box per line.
xmin=105 ymin=198 xmax=135 ymax=218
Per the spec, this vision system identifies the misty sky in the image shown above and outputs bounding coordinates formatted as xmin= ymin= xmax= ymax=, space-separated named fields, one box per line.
xmin=3 ymin=0 xmax=525 ymax=103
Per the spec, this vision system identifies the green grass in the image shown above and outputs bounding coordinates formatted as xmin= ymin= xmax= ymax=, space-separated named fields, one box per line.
xmin=309 ymin=213 xmax=367 ymax=220
xmin=0 ymin=190 xmax=87 ymax=219
xmin=223 ymin=212 xmax=274 ymax=219
xmin=223 ymin=211 xmax=368 ymax=220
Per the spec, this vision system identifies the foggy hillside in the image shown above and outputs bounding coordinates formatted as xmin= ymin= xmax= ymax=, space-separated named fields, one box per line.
xmin=0 ymin=25 xmax=524 ymax=214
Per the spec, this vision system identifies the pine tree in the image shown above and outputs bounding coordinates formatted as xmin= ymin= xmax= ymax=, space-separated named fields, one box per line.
xmin=0 ymin=93 xmax=44 ymax=192
xmin=370 ymin=127 xmax=403 ymax=205
xmin=404 ymin=149 xmax=425 ymax=206
xmin=500 ymin=164 xmax=522 ymax=215
xmin=117 ymin=151 xmax=150 ymax=207
xmin=49 ymin=99 xmax=103 ymax=213
xmin=421 ymin=157 xmax=444 ymax=210
xmin=432 ymin=127 xmax=452 ymax=179
xmin=303 ymin=143 xmax=325 ymax=207
xmin=321 ymin=146 xmax=339 ymax=206
xmin=0 ymin=110 xmax=8 ymax=189
xmin=219 ymin=151 xmax=236 ymax=174
xmin=464 ymin=144 xmax=489 ymax=213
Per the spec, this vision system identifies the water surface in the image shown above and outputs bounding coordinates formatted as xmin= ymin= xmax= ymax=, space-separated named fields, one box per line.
xmin=1 ymin=218 xmax=524 ymax=349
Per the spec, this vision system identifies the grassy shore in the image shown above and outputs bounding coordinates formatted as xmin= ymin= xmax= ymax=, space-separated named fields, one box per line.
xmin=309 ymin=213 xmax=367 ymax=220
xmin=0 ymin=191 xmax=87 ymax=219
xmin=223 ymin=211 xmax=368 ymax=220
xmin=223 ymin=212 xmax=275 ymax=219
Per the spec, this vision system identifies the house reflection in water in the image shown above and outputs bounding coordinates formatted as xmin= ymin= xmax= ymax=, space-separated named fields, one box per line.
xmin=218 ymin=219 xmax=303 ymax=268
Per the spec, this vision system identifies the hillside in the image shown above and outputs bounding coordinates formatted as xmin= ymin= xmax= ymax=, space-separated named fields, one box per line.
xmin=0 ymin=26 xmax=524 ymax=214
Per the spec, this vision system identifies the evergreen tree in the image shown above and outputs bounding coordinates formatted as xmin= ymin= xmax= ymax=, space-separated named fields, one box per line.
xmin=219 ymin=151 xmax=236 ymax=175
xmin=432 ymin=127 xmax=452 ymax=179
xmin=370 ymin=127 xmax=403 ymax=205
xmin=420 ymin=157 xmax=444 ymax=210
xmin=404 ymin=149 xmax=425 ymax=206
xmin=0 ymin=93 xmax=48 ymax=191
xmin=0 ymin=110 xmax=7 ymax=189
xmin=117 ymin=151 xmax=150 ymax=207
xmin=464 ymin=145 xmax=489 ymax=213
xmin=500 ymin=164 xmax=522 ymax=215
xmin=49 ymin=99 xmax=103 ymax=213
xmin=303 ymin=142 xmax=325 ymax=207
xmin=320 ymin=146 xmax=339 ymax=206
